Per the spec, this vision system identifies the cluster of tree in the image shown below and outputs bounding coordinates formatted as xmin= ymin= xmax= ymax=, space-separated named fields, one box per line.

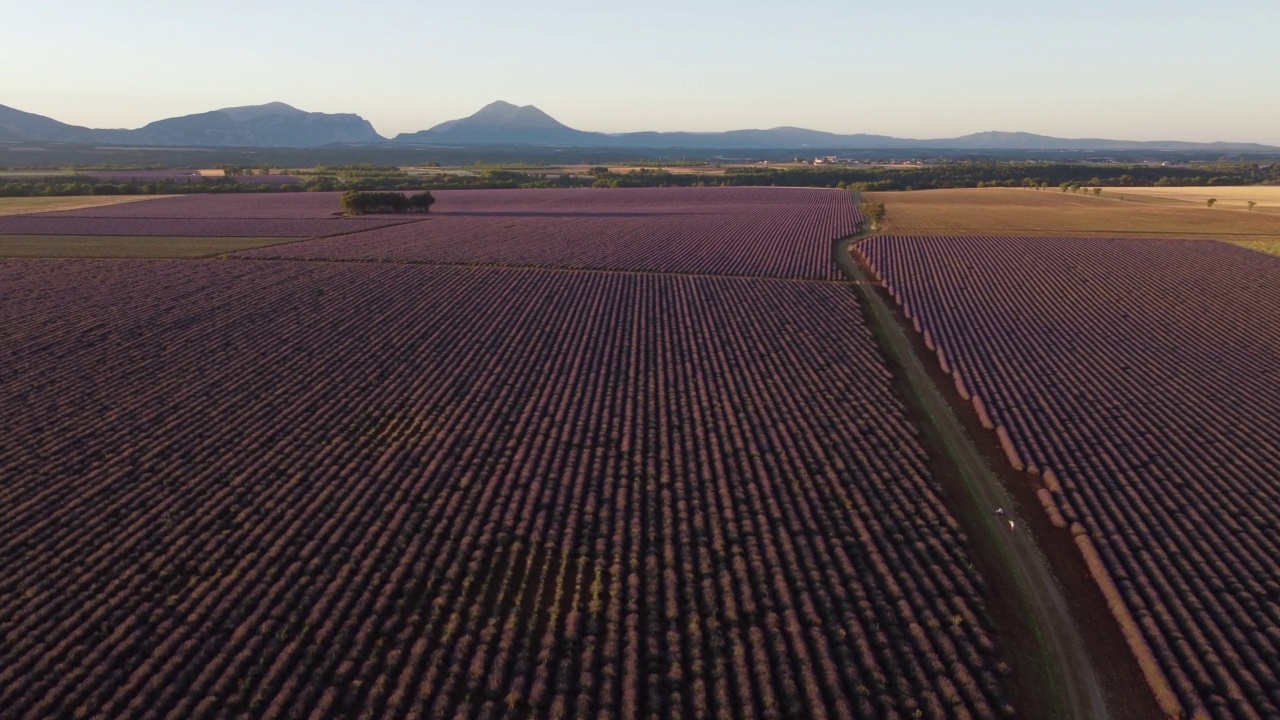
xmin=215 ymin=165 xmax=281 ymax=176
xmin=339 ymin=190 xmax=435 ymax=215
xmin=303 ymin=164 xmax=406 ymax=179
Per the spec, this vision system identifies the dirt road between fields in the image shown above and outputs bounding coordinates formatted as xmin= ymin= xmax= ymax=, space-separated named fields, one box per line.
xmin=833 ymin=235 xmax=1113 ymax=720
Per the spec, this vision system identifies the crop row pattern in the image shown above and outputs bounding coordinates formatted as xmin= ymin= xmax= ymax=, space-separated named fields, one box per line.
xmin=234 ymin=187 xmax=859 ymax=279
xmin=2 ymin=258 xmax=1006 ymax=719
xmin=858 ymin=235 xmax=1280 ymax=719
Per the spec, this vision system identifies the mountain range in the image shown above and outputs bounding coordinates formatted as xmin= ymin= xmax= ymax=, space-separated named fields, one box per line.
xmin=0 ymin=102 xmax=381 ymax=148
xmin=3 ymin=100 xmax=1277 ymax=153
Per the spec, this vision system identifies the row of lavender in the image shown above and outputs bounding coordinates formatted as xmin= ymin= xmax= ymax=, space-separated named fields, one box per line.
xmin=25 ymin=187 xmax=851 ymax=220
xmin=232 ymin=187 xmax=858 ymax=279
xmin=5 ymin=188 xmax=859 ymax=277
xmin=0 ymin=215 xmax=412 ymax=237
xmin=857 ymin=235 xmax=1280 ymax=719
xmin=28 ymin=191 xmax=351 ymax=218
xmin=0 ymin=259 xmax=1011 ymax=719
xmin=1 ymin=190 xmax=401 ymax=237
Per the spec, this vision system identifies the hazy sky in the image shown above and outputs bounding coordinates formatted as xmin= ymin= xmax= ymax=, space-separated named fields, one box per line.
xmin=6 ymin=0 xmax=1279 ymax=142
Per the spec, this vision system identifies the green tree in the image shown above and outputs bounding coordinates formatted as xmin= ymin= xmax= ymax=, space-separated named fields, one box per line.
xmin=341 ymin=190 xmax=433 ymax=215
xmin=860 ymin=201 xmax=887 ymax=230
xmin=1207 ymin=198 xmax=1217 ymax=208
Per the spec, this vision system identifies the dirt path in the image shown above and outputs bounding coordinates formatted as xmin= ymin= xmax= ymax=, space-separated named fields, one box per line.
xmin=834 ymin=235 xmax=1112 ymax=720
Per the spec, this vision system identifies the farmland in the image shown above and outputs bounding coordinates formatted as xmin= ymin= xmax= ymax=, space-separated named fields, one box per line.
xmin=0 ymin=193 xmax=419 ymax=258
xmin=0 ymin=235 xmax=300 ymax=259
xmin=0 ymin=215 xmax=412 ymax=238
xmin=0 ymin=196 xmax=162 ymax=216
xmin=0 ymin=188 xmax=1029 ymax=718
xmin=866 ymin=187 xmax=1280 ymax=239
xmin=238 ymin=188 xmax=857 ymax=279
xmin=857 ymin=235 xmax=1280 ymax=718
xmin=1101 ymin=185 xmax=1280 ymax=211
xmin=33 ymin=192 xmax=352 ymax=218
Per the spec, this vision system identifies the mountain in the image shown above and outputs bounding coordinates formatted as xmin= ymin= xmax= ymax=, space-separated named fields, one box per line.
xmin=0 ymin=102 xmax=383 ymax=147
xmin=394 ymin=101 xmax=597 ymax=145
xmin=393 ymin=103 xmax=1279 ymax=153
xmin=130 ymin=103 xmax=383 ymax=147
xmin=0 ymin=103 xmax=101 ymax=143
xmin=390 ymin=104 xmax=899 ymax=148
xmin=217 ymin=101 xmax=308 ymax=122
xmin=932 ymin=131 xmax=1280 ymax=153
xmin=5 ymin=100 xmax=1278 ymax=152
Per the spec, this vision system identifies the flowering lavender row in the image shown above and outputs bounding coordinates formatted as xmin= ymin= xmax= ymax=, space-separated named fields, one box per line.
xmin=858 ymin=235 xmax=1280 ymax=718
xmin=0 ymin=215 xmax=413 ymax=237
xmin=238 ymin=188 xmax=858 ymax=279
xmin=0 ymin=259 xmax=1011 ymax=719
xmin=428 ymin=186 xmax=859 ymax=216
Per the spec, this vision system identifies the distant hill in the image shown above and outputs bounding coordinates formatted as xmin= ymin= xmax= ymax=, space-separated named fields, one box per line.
xmin=0 ymin=102 xmax=383 ymax=147
xmin=130 ymin=103 xmax=383 ymax=147
xmin=393 ymin=102 xmax=1279 ymax=152
xmin=4 ymin=99 xmax=1278 ymax=152
xmin=0 ymin=104 xmax=100 ymax=143
xmin=394 ymin=101 xmax=598 ymax=145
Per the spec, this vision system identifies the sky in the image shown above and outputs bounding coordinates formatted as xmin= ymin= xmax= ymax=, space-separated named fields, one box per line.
xmin=5 ymin=0 xmax=1279 ymax=143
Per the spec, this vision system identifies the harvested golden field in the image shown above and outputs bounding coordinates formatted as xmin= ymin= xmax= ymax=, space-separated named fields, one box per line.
xmin=0 ymin=196 xmax=164 ymax=216
xmin=1101 ymin=185 xmax=1280 ymax=211
xmin=866 ymin=188 xmax=1280 ymax=253
xmin=0 ymin=235 xmax=304 ymax=258
xmin=1229 ymin=239 xmax=1280 ymax=257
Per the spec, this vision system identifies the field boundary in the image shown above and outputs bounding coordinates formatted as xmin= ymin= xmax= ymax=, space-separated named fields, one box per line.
xmin=835 ymin=233 xmax=1136 ymax=720
xmin=844 ymin=235 xmax=1178 ymax=718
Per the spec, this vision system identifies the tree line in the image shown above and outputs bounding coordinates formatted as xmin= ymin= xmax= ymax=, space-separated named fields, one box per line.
xmin=2 ymin=162 xmax=1277 ymax=198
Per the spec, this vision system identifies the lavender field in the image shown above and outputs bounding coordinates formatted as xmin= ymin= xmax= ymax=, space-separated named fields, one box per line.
xmin=0 ymin=256 xmax=1013 ymax=719
xmin=29 ymin=192 xmax=351 ymax=219
xmin=0 ymin=215 xmax=412 ymax=238
xmin=858 ymin=235 xmax=1280 ymax=718
xmin=237 ymin=187 xmax=859 ymax=279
